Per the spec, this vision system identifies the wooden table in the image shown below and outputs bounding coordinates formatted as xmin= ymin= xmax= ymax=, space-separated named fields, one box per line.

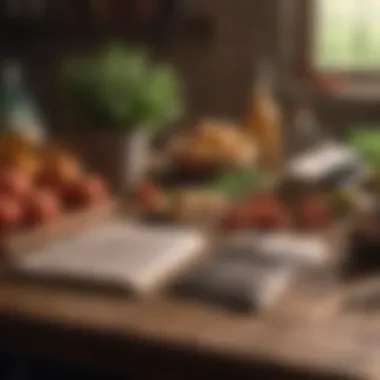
xmin=0 ymin=266 xmax=379 ymax=380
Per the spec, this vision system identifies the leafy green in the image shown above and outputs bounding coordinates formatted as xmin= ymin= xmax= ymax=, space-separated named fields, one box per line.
xmin=60 ymin=43 xmax=182 ymax=131
xmin=347 ymin=128 xmax=380 ymax=168
xmin=209 ymin=167 xmax=267 ymax=198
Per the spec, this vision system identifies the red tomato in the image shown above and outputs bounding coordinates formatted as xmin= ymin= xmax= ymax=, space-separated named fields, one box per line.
xmin=25 ymin=189 xmax=61 ymax=226
xmin=0 ymin=195 xmax=23 ymax=231
xmin=0 ymin=167 xmax=32 ymax=199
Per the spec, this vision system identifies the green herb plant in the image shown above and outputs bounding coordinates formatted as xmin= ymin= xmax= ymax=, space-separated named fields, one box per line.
xmin=61 ymin=43 xmax=182 ymax=132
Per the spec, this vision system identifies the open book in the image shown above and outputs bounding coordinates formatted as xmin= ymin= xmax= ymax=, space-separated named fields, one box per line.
xmin=13 ymin=222 xmax=207 ymax=295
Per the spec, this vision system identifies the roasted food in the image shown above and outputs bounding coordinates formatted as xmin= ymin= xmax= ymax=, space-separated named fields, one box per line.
xmin=169 ymin=120 xmax=257 ymax=168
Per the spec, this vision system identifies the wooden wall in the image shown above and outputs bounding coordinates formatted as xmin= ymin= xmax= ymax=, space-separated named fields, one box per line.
xmin=0 ymin=0 xmax=280 ymax=126
xmin=172 ymin=0 xmax=279 ymax=121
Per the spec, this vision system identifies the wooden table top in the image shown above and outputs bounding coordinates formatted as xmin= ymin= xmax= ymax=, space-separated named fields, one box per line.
xmin=0 ymin=266 xmax=379 ymax=380
xmin=0 ymin=210 xmax=377 ymax=379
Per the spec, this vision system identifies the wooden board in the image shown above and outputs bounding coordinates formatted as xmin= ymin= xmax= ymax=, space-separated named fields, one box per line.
xmin=0 ymin=200 xmax=119 ymax=262
xmin=0 ymin=273 xmax=371 ymax=380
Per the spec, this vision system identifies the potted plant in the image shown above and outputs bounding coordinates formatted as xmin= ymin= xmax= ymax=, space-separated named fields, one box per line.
xmin=60 ymin=43 xmax=182 ymax=192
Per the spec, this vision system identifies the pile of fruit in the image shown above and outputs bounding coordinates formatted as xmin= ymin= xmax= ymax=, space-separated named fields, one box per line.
xmin=222 ymin=192 xmax=335 ymax=232
xmin=0 ymin=131 xmax=109 ymax=233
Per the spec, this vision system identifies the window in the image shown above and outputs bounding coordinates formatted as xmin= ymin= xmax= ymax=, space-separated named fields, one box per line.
xmin=313 ymin=0 xmax=380 ymax=74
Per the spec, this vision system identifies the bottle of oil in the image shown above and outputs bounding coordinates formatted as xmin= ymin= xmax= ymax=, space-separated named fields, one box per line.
xmin=0 ymin=61 xmax=46 ymax=145
xmin=245 ymin=61 xmax=283 ymax=173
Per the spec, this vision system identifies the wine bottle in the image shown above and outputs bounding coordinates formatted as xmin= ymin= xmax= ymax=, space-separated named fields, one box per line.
xmin=291 ymin=106 xmax=324 ymax=154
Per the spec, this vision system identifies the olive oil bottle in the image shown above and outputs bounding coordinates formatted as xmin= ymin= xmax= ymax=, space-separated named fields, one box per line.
xmin=245 ymin=61 xmax=283 ymax=173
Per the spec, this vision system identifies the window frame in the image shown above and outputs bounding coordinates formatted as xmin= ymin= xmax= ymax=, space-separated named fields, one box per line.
xmin=297 ymin=0 xmax=380 ymax=83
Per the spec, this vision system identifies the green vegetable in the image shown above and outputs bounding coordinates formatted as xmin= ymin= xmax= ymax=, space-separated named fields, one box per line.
xmin=209 ymin=167 xmax=267 ymax=198
xmin=347 ymin=128 xmax=380 ymax=168
xmin=61 ymin=43 xmax=182 ymax=131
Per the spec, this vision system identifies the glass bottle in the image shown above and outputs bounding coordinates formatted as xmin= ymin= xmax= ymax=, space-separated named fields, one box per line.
xmin=245 ymin=61 xmax=283 ymax=173
xmin=290 ymin=105 xmax=324 ymax=155
xmin=0 ymin=61 xmax=46 ymax=144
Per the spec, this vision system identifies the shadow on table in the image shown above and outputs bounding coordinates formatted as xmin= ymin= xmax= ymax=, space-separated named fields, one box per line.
xmin=0 ymin=352 xmax=132 ymax=380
